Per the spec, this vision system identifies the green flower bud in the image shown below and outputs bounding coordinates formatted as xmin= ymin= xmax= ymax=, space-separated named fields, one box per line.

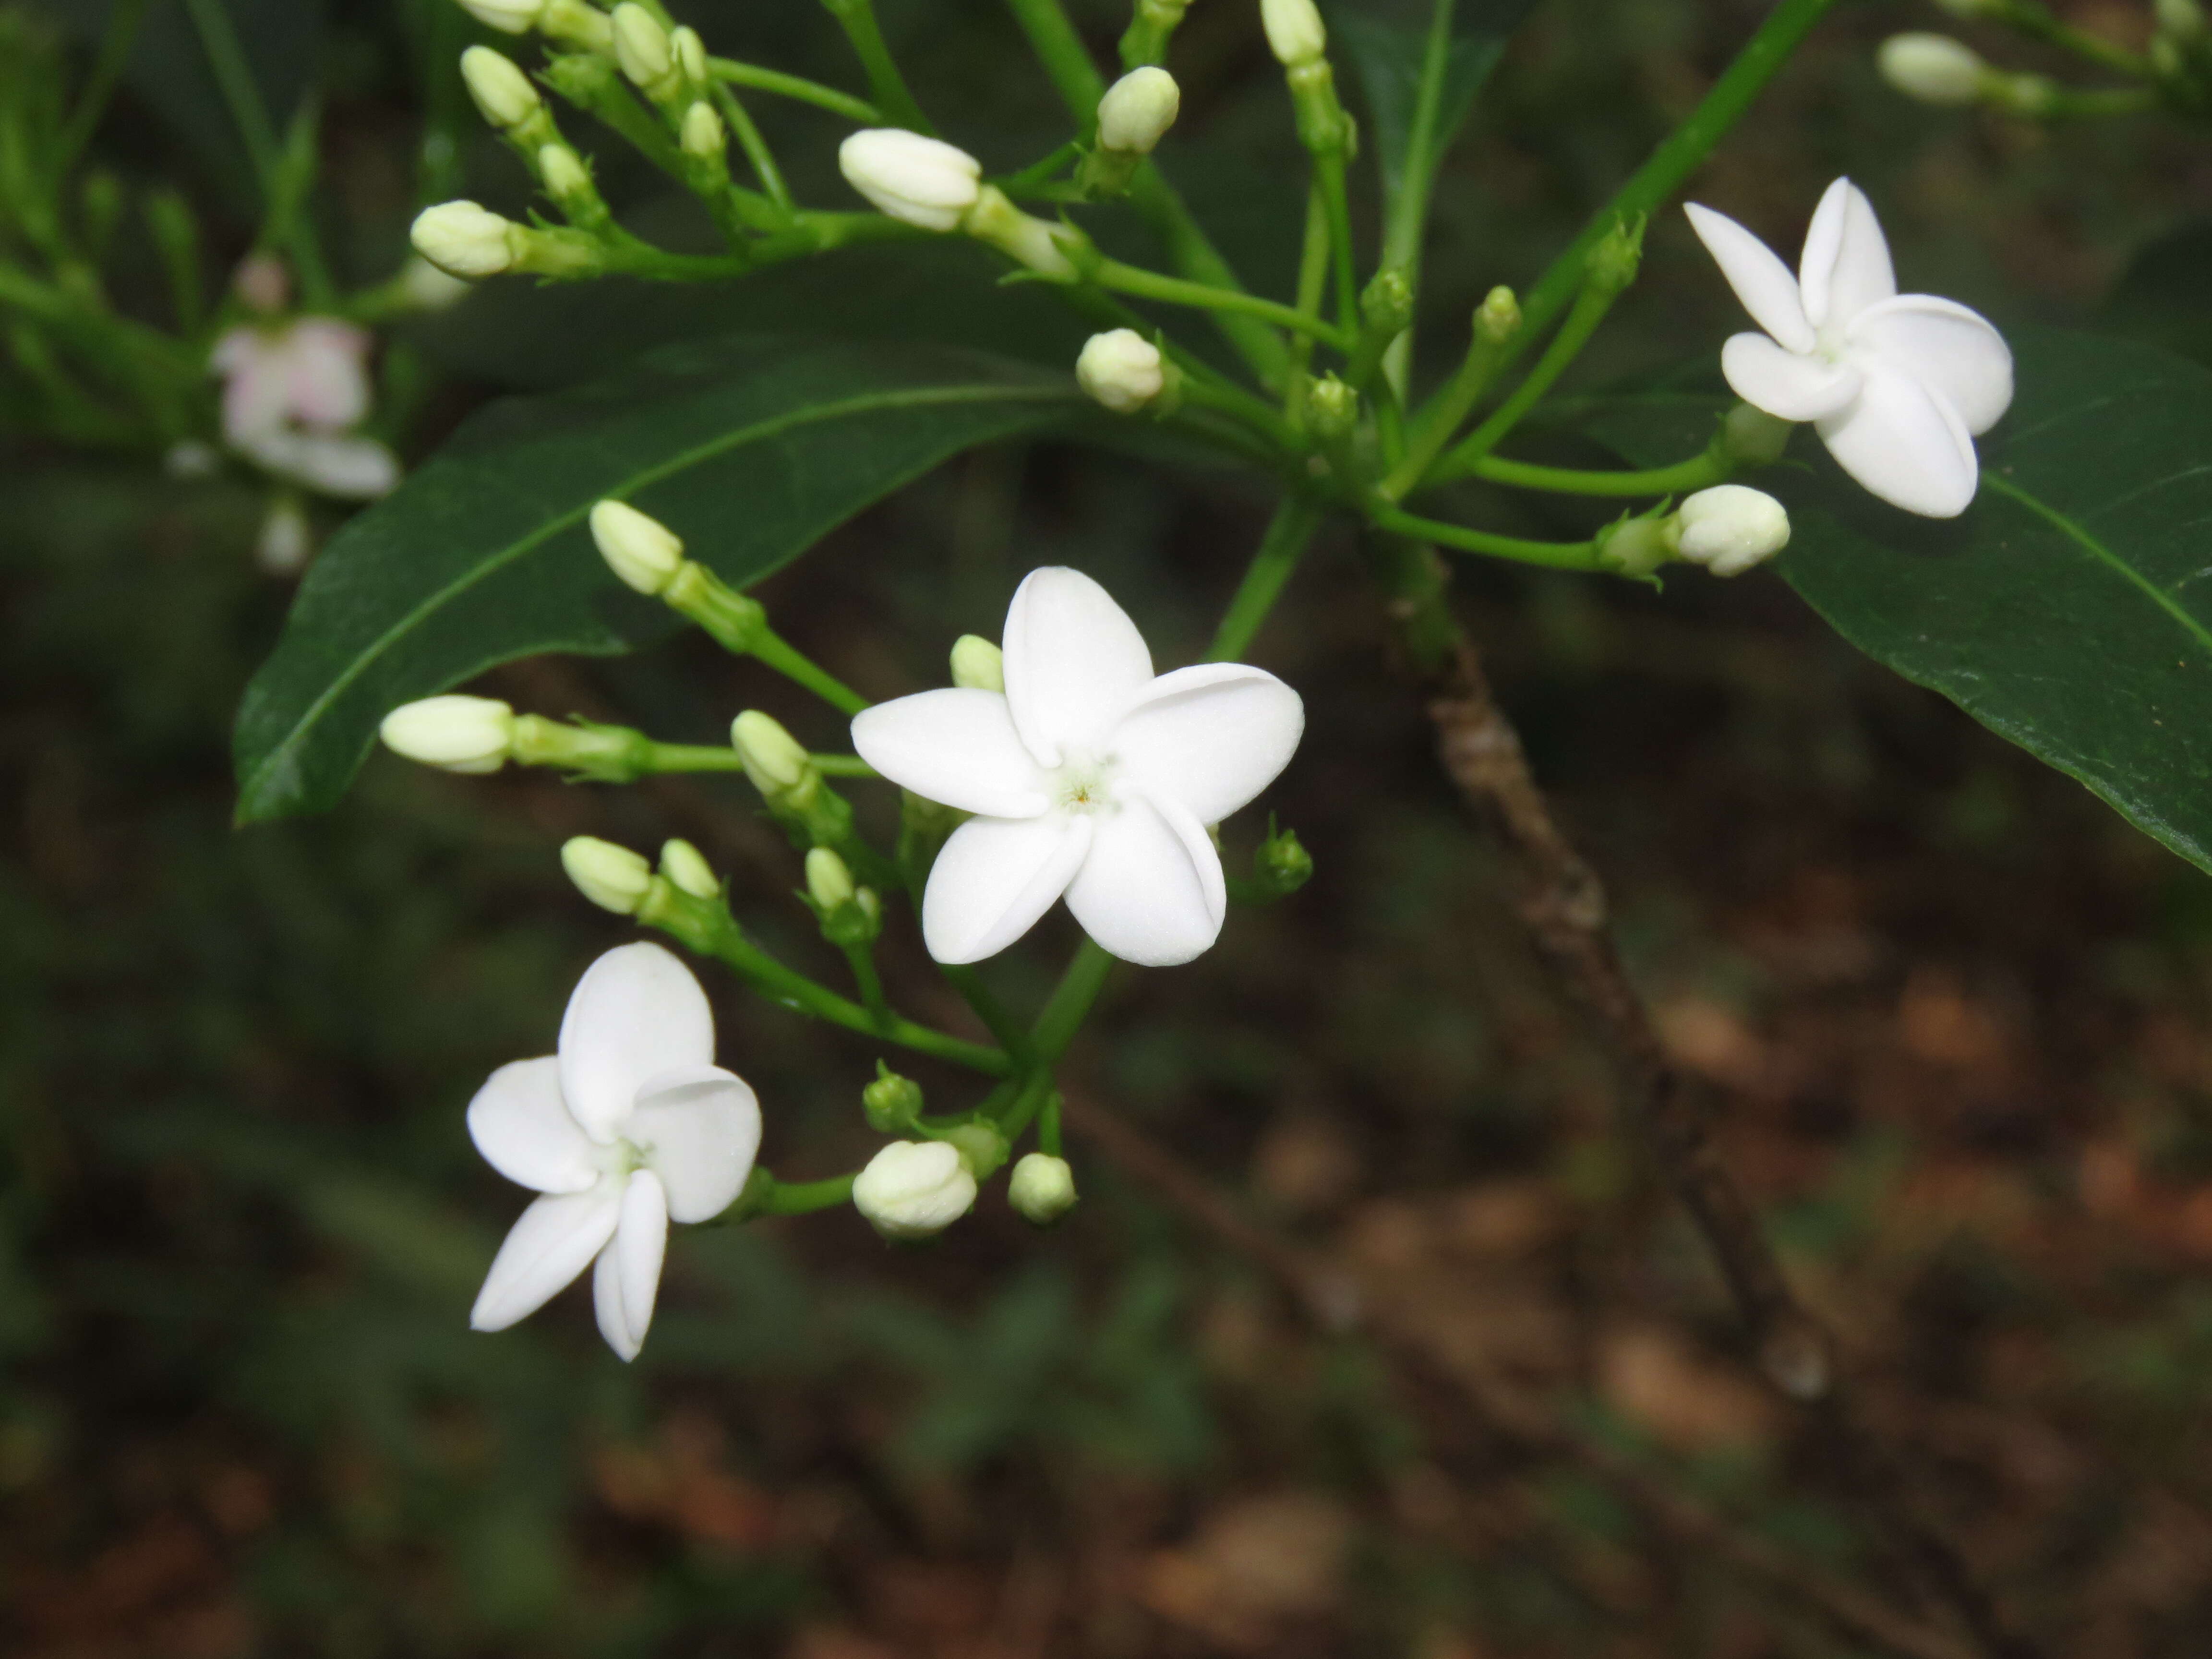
xmin=950 ymin=634 xmax=1005 ymax=692
xmin=561 ymin=836 xmax=653 ymax=914
xmin=670 ymin=24 xmax=709 ymax=81
xmin=941 ymin=1121 xmax=1010 ymax=1181
xmin=805 ymin=846 xmax=856 ymax=911
xmin=1261 ymin=0 xmax=1327 ymax=66
xmin=589 ymin=499 xmax=684 ymax=595
xmin=1594 ymin=515 xmax=1672 ymax=580
xmin=1475 ymin=285 xmax=1521 ymax=345
xmin=863 ymin=1062 xmax=924 ymax=1132
xmin=380 ymin=695 xmax=515 ymax=773
xmin=659 ymin=838 xmax=720 ymax=899
xmin=1360 ymin=267 xmax=1415 ymax=338
xmin=460 ymin=46 xmax=541 ymax=131
xmin=680 ymin=100 xmax=725 ymax=161
xmin=731 ymin=711 xmax=812 ymax=795
xmin=1008 ymin=1152 xmax=1078 ymax=1225
xmin=1588 ymin=216 xmax=1645 ymax=295
xmin=611 ymin=2 xmax=673 ymax=90
xmin=1305 ymin=374 xmax=1358 ymax=440
xmin=537 ymin=143 xmax=596 ymax=213
xmin=1720 ymin=403 xmax=1793 ymax=469
xmin=1253 ymin=824 xmax=1314 ymax=896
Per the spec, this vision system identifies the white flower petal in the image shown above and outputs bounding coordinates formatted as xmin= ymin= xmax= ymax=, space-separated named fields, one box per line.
xmin=217 ymin=337 xmax=290 ymax=445
xmin=850 ymin=688 xmax=1051 ymax=817
xmin=558 ymin=942 xmax=716 ymax=1142
xmin=1064 ymin=792 xmax=1224 ymax=967
xmin=592 ymin=1240 xmax=638 ymax=1360
xmin=1815 ymin=362 xmax=1980 ymax=518
xmin=470 ymin=1185 xmax=621 ymax=1331
xmin=284 ymin=320 xmax=374 ymax=428
xmin=1846 ymin=295 xmax=2014 ymax=436
xmin=610 ymin=1168 xmax=667 ymax=1357
xmin=631 ymin=1065 xmax=761 ymax=1223
xmin=466 ymin=1056 xmax=598 ymax=1194
xmin=921 ymin=813 xmax=1094 ymax=964
xmin=1684 ymin=203 xmax=1815 ymax=354
xmin=1798 ymin=178 xmax=1896 ymax=332
xmin=1001 ymin=567 xmax=1155 ymax=767
xmin=241 ymin=430 xmax=400 ymax=500
xmin=1719 ymin=333 xmax=1863 ymax=422
xmin=1113 ymin=664 xmax=1304 ymax=827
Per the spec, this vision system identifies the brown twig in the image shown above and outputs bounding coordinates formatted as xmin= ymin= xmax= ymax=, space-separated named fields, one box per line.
xmin=1059 ymin=1092 xmax=1976 ymax=1659
xmin=1364 ymin=535 xmax=2037 ymax=1659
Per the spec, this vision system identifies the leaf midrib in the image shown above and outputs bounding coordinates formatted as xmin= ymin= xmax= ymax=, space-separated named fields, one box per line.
xmin=1980 ymin=472 xmax=2212 ymax=661
xmin=242 ymin=380 xmax=1071 ymax=807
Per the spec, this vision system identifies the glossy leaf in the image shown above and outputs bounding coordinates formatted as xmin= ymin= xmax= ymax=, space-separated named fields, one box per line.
xmin=234 ymin=335 xmax=1073 ymax=823
xmin=1569 ymin=328 xmax=2212 ymax=876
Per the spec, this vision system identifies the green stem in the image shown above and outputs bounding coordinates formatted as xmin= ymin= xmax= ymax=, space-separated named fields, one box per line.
xmin=709 ymin=57 xmax=883 ymax=124
xmin=58 ymin=0 xmax=148 ymax=172
xmin=844 ymin=943 xmax=891 ymax=1027
xmin=941 ymin=965 xmax=1036 ymax=1062
xmin=1094 ymin=257 xmax=1351 ymax=348
xmin=1998 ymin=1 xmax=2151 ymax=77
xmin=752 ymin=628 xmax=869 ymax=715
xmin=820 ymin=0 xmax=933 ymax=132
xmin=1377 ymin=0 xmax=1458 ymax=397
xmin=1370 ymin=505 xmax=1604 ymax=571
xmin=1286 ymin=183 xmax=1330 ymax=418
xmin=1430 ymin=266 xmax=1629 ymax=481
xmin=2042 ymin=85 xmax=2160 ymax=117
xmin=1209 ymin=499 xmax=1325 ymax=661
xmin=1036 ymin=1088 xmax=1064 ymax=1156
xmin=710 ymin=82 xmax=794 ymax=215
xmin=1466 ymin=449 xmax=1731 ymax=497
xmin=996 ymin=139 xmax=1085 ymax=200
xmin=1317 ymin=153 xmax=1359 ymax=336
xmin=752 ymin=1172 xmax=858 ymax=1214
xmin=182 ymin=0 xmax=280 ymax=189
xmin=1033 ymin=939 xmax=1114 ymax=1062
xmin=813 ymin=753 xmax=879 ymax=777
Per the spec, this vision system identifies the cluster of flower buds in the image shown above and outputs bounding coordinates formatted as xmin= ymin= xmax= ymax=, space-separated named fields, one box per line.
xmin=838 ymin=131 xmax=1087 ymax=279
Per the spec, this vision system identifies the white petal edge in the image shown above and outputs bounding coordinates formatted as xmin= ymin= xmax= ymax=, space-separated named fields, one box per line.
xmin=1815 ymin=363 xmax=1980 ymax=518
xmin=921 ymin=812 xmax=1094 ymax=964
xmin=470 ymin=1185 xmax=621 ymax=1332
xmin=1719 ymin=333 xmax=1863 ymax=423
xmin=558 ymin=942 xmax=716 ymax=1142
xmin=611 ymin=1169 xmax=667 ymax=1357
xmin=592 ymin=1240 xmax=639 ymax=1361
xmin=466 ymin=1056 xmax=598 ymax=1194
xmin=850 ymin=688 xmax=1051 ymax=817
xmin=1063 ymin=792 xmax=1224 ymax=967
xmin=630 ymin=1065 xmax=762 ymax=1223
xmin=1798 ymin=177 xmax=1896 ymax=332
xmin=1000 ymin=566 xmax=1155 ymax=768
xmin=1112 ymin=663 xmax=1305 ymax=827
xmin=283 ymin=321 xmax=375 ymax=428
xmin=1846 ymin=295 xmax=2013 ymax=436
xmin=1684 ymin=203 xmax=1815 ymax=354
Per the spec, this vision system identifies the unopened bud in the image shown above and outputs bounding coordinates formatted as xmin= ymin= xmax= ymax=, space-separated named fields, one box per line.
xmin=838 ymin=129 xmax=982 ymax=231
xmin=1673 ymin=485 xmax=1790 ymax=576
xmin=671 ymin=24 xmax=709 ymax=81
xmin=1596 ymin=515 xmax=1672 ymax=580
xmin=659 ymin=838 xmax=720 ymax=898
xmin=731 ymin=711 xmax=811 ymax=795
xmin=409 ymin=200 xmax=516 ymax=278
xmin=1877 ymin=34 xmax=1988 ymax=105
xmin=1305 ymin=374 xmax=1357 ymax=440
xmin=1076 ymin=329 xmax=1167 ymax=414
xmin=1475 ymin=285 xmax=1520 ymax=344
xmin=589 ymin=499 xmax=685 ymax=594
xmin=680 ymin=100 xmax=725 ymax=160
xmin=941 ymin=1121 xmax=1010 ymax=1181
xmin=457 ymin=0 xmax=542 ymax=32
xmin=805 ymin=846 xmax=856 ymax=910
xmin=461 ymin=45 xmax=540 ymax=129
xmin=380 ymin=694 xmax=516 ymax=773
xmin=1988 ymin=71 xmax=2058 ymax=116
xmin=401 ymin=256 xmax=472 ymax=311
xmin=561 ymin=836 xmax=653 ymax=914
xmin=1254 ymin=824 xmax=1313 ymax=896
xmin=1261 ymin=0 xmax=1328 ymax=66
xmin=1008 ymin=1153 xmax=1078 ymax=1225
xmin=853 ymin=1140 xmax=977 ymax=1239
xmin=862 ymin=1063 xmax=925 ymax=1133
xmin=537 ymin=143 xmax=593 ymax=207
xmin=960 ymin=185 xmax=1082 ymax=278
xmin=610 ymin=2 xmax=673 ymax=89
xmin=1720 ymin=402 xmax=1793 ymax=468
xmin=1096 ymin=66 xmax=1180 ymax=154
xmin=949 ymin=634 xmax=1004 ymax=691
xmin=1360 ymin=267 xmax=1414 ymax=337
xmin=1589 ymin=216 xmax=1645 ymax=293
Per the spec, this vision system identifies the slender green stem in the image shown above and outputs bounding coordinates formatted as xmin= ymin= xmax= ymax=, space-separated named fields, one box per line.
xmin=820 ymin=0 xmax=933 ymax=132
xmin=996 ymin=140 xmax=1085 ymax=200
xmin=2042 ymin=86 xmax=2160 ymax=117
xmin=58 ymin=0 xmax=148 ymax=172
xmin=1466 ymin=448 xmax=1731 ymax=496
xmin=1286 ymin=183 xmax=1330 ymax=418
xmin=844 ymin=943 xmax=892 ymax=1027
xmin=182 ymin=0 xmax=280 ymax=189
xmin=812 ymin=753 xmax=879 ymax=777
xmin=1094 ymin=258 xmax=1351 ymax=348
xmin=751 ymin=627 xmax=870 ymax=715
xmin=1998 ymin=1 xmax=2150 ymax=77
xmin=1317 ymin=153 xmax=1359 ymax=336
xmin=941 ymin=965 xmax=1036 ymax=1062
xmin=709 ymin=57 xmax=883 ymax=124
xmin=1371 ymin=506 xmax=1604 ymax=571
xmin=1430 ymin=271 xmax=1628 ymax=481
xmin=710 ymin=82 xmax=794 ymax=215
xmin=1210 ymin=499 xmax=1325 ymax=661
xmin=1384 ymin=317 xmax=1516 ymax=498
xmin=1037 ymin=1088 xmax=1064 ymax=1156
xmin=998 ymin=1074 xmax=1056 ymax=1142
xmin=1033 ymin=940 xmax=1115 ymax=1062
xmin=753 ymin=1172 xmax=858 ymax=1214
xmin=1377 ymin=0 xmax=1458 ymax=397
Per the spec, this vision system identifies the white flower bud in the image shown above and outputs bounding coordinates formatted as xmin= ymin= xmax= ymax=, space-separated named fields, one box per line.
xmin=1076 ymin=329 xmax=1166 ymax=414
xmin=589 ymin=499 xmax=684 ymax=594
xmin=1877 ymin=34 xmax=1988 ymax=106
xmin=611 ymin=3 xmax=673 ymax=88
xmin=561 ymin=836 xmax=653 ymax=914
xmin=1261 ymin=0 xmax=1327 ymax=65
xmin=949 ymin=633 xmax=1004 ymax=692
xmin=1007 ymin=1153 xmax=1078 ymax=1225
xmin=805 ymin=847 xmax=856 ymax=910
xmin=671 ymin=24 xmax=709 ymax=82
xmin=659 ymin=838 xmax=720 ymax=899
xmin=256 ymin=498 xmax=312 ymax=576
xmin=1096 ymin=66 xmax=1180 ymax=155
xmin=409 ymin=201 xmax=515 ymax=279
xmin=380 ymin=694 xmax=515 ymax=772
xmin=853 ymin=1141 xmax=977 ymax=1240
xmin=680 ymin=100 xmax=725 ymax=161
xmin=838 ymin=129 xmax=982 ymax=232
xmin=401 ymin=256 xmax=472 ymax=311
xmin=460 ymin=45 xmax=540 ymax=129
xmin=1674 ymin=485 xmax=1791 ymax=577
xmin=456 ymin=0 xmax=542 ymax=33
xmin=731 ymin=711 xmax=810 ymax=794
xmin=538 ymin=143 xmax=592 ymax=204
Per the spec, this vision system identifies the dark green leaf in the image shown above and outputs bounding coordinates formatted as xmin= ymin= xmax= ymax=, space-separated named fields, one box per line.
xmin=233 ymin=335 xmax=1074 ymax=824
xmin=1334 ymin=0 xmax=1539 ymax=201
xmin=1572 ymin=328 xmax=2212 ymax=877
xmin=2102 ymin=217 xmax=2212 ymax=369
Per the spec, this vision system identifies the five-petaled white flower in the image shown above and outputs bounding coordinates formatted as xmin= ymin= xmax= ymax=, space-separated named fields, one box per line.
xmin=1685 ymin=177 xmax=2012 ymax=518
xmin=852 ymin=567 xmax=1304 ymax=967
xmin=468 ymin=942 xmax=760 ymax=1360
xmin=210 ymin=316 xmax=400 ymax=501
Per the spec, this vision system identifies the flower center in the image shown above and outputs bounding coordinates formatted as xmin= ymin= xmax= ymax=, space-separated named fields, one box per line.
xmin=1050 ymin=749 xmax=1121 ymax=815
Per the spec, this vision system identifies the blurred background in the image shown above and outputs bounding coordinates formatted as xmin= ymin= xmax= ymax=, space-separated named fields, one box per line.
xmin=5 ymin=0 xmax=2212 ymax=1653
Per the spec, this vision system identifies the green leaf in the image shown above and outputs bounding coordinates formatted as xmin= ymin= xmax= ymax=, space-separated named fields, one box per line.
xmin=233 ymin=335 xmax=1074 ymax=823
xmin=1334 ymin=0 xmax=1539 ymax=201
xmin=2102 ymin=217 xmax=2212 ymax=369
xmin=1571 ymin=328 xmax=2212 ymax=877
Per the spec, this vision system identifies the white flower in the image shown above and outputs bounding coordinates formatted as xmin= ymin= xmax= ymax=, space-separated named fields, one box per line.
xmin=851 ymin=567 xmax=1305 ymax=967
xmin=410 ymin=200 xmax=517 ymax=279
xmin=468 ymin=943 xmax=761 ymax=1360
xmin=1877 ymin=34 xmax=1989 ymax=106
xmin=1076 ymin=329 xmax=1166 ymax=414
xmin=209 ymin=315 xmax=400 ymax=500
xmin=1674 ymin=485 xmax=1791 ymax=576
xmin=1685 ymin=178 xmax=2012 ymax=518
xmin=852 ymin=1140 xmax=976 ymax=1239
xmin=381 ymin=693 xmax=516 ymax=772
xmin=1097 ymin=67 xmax=1180 ymax=155
xmin=838 ymin=130 xmax=982 ymax=232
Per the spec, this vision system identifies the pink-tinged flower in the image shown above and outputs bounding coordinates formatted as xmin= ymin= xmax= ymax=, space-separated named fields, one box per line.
xmin=468 ymin=943 xmax=761 ymax=1360
xmin=209 ymin=316 xmax=400 ymax=500
xmin=1685 ymin=177 xmax=2012 ymax=518
xmin=852 ymin=567 xmax=1305 ymax=968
